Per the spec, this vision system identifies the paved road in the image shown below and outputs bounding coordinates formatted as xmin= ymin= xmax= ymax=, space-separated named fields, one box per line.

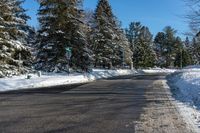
xmin=0 ymin=74 xmax=193 ymax=133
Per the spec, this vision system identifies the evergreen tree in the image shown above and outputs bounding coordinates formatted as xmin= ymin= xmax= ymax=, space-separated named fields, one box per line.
xmin=92 ymin=0 xmax=115 ymax=68
xmin=92 ymin=0 xmax=131 ymax=68
xmin=113 ymin=19 xmax=132 ymax=67
xmin=36 ymin=0 xmax=92 ymax=72
xmin=155 ymin=27 xmax=193 ymax=68
xmin=174 ymin=37 xmax=192 ymax=68
xmin=154 ymin=32 xmax=166 ymax=67
xmin=184 ymin=37 xmax=194 ymax=64
xmin=116 ymin=27 xmax=132 ymax=67
xmin=13 ymin=0 xmax=34 ymax=66
xmin=163 ymin=26 xmax=177 ymax=67
xmin=192 ymin=32 xmax=200 ymax=64
xmin=134 ymin=26 xmax=156 ymax=68
xmin=82 ymin=9 xmax=95 ymax=68
xmin=0 ymin=0 xmax=31 ymax=77
xmin=126 ymin=22 xmax=156 ymax=68
xmin=185 ymin=37 xmax=190 ymax=48
xmin=154 ymin=26 xmax=178 ymax=68
xmin=125 ymin=22 xmax=142 ymax=51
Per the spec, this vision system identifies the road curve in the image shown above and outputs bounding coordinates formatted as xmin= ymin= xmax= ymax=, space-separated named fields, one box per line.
xmin=0 ymin=74 xmax=193 ymax=133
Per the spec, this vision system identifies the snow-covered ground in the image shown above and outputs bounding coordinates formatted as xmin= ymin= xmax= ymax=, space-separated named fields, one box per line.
xmin=0 ymin=69 xmax=138 ymax=92
xmin=0 ymin=67 xmax=177 ymax=92
xmin=168 ymin=66 xmax=200 ymax=132
xmin=142 ymin=67 xmax=177 ymax=74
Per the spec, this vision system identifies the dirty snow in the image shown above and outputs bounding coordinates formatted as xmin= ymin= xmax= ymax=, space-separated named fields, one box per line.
xmin=0 ymin=69 xmax=138 ymax=92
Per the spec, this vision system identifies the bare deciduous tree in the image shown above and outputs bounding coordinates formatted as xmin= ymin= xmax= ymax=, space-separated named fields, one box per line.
xmin=185 ymin=0 xmax=200 ymax=36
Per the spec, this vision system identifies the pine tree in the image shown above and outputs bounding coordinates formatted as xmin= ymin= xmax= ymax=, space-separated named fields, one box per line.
xmin=192 ymin=32 xmax=200 ymax=64
xmin=70 ymin=21 xmax=93 ymax=71
xmin=174 ymin=37 xmax=192 ymax=68
xmin=13 ymin=0 xmax=33 ymax=66
xmin=116 ymin=27 xmax=132 ymax=67
xmin=112 ymin=19 xmax=132 ymax=67
xmin=36 ymin=0 xmax=92 ymax=72
xmin=154 ymin=26 xmax=177 ymax=68
xmin=163 ymin=26 xmax=177 ymax=67
xmin=134 ymin=26 xmax=156 ymax=68
xmin=0 ymin=0 xmax=31 ymax=77
xmin=154 ymin=27 xmax=193 ymax=68
xmin=125 ymin=22 xmax=142 ymax=52
xmin=185 ymin=37 xmax=190 ymax=48
xmin=92 ymin=0 xmax=131 ymax=68
xmin=184 ymin=37 xmax=194 ymax=65
xmin=154 ymin=32 xmax=166 ymax=67
xmin=126 ymin=22 xmax=156 ymax=68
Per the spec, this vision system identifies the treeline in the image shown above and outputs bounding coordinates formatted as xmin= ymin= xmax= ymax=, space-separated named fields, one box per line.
xmin=0 ymin=0 xmax=199 ymax=77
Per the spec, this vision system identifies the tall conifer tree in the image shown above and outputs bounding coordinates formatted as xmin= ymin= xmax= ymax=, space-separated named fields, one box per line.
xmin=126 ymin=22 xmax=156 ymax=68
xmin=36 ymin=0 xmax=92 ymax=72
xmin=0 ymin=0 xmax=31 ymax=77
xmin=92 ymin=0 xmax=131 ymax=68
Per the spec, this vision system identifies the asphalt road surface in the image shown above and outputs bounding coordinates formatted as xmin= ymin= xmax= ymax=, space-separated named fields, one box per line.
xmin=0 ymin=74 xmax=194 ymax=133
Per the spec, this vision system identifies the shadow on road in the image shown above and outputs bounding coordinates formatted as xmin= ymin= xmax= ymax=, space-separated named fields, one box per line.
xmin=0 ymin=74 xmax=151 ymax=133
xmin=107 ymin=74 xmax=167 ymax=81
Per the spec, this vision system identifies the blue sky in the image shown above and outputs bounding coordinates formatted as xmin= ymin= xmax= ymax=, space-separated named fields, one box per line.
xmin=23 ymin=0 xmax=189 ymax=37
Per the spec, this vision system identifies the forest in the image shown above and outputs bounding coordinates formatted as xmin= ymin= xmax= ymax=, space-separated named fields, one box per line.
xmin=0 ymin=0 xmax=200 ymax=77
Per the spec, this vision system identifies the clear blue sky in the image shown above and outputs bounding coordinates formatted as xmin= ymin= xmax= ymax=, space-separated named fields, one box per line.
xmin=23 ymin=0 xmax=189 ymax=37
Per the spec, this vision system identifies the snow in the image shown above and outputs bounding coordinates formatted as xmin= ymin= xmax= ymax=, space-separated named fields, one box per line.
xmin=168 ymin=65 xmax=200 ymax=132
xmin=0 ymin=69 xmax=138 ymax=92
xmin=184 ymin=65 xmax=200 ymax=69
xmin=142 ymin=67 xmax=177 ymax=74
xmin=170 ymin=67 xmax=200 ymax=108
xmin=162 ymin=80 xmax=200 ymax=133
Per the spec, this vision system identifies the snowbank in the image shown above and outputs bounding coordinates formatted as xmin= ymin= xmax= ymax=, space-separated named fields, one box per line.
xmin=162 ymin=80 xmax=200 ymax=133
xmin=142 ymin=67 xmax=177 ymax=74
xmin=170 ymin=67 xmax=200 ymax=108
xmin=168 ymin=66 xmax=200 ymax=131
xmin=0 ymin=69 xmax=138 ymax=92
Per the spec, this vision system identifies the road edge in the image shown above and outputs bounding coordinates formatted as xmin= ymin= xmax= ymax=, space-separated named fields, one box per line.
xmin=161 ymin=80 xmax=197 ymax=133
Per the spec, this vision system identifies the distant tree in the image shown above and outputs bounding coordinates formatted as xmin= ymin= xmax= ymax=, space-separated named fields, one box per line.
xmin=163 ymin=26 xmax=177 ymax=67
xmin=154 ymin=26 xmax=190 ymax=68
xmin=184 ymin=37 xmax=190 ymax=48
xmin=126 ymin=22 xmax=156 ymax=68
xmin=184 ymin=37 xmax=194 ymax=64
xmin=174 ymin=37 xmax=192 ymax=68
xmin=154 ymin=32 xmax=166 ymax=67
xmin=191 ymin=32 xmax=200 ymax=64
xmin=134 ymin=26 xmax=156 ymax=68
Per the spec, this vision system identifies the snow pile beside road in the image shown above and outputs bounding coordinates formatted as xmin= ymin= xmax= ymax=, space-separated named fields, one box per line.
xmin=162 ymin=81 xmax=200 ymax=133
xmin=184 ymin=65 xmax=200 ymax=69
xmin=142 ymin=68 xmax=177 ymax=74
xmin=0 ymin=69 xmax=138 ymax=92
xmin=168 ymin=66 xmax=200 ymax=131
xmin=170 ymin=68 xmax=200 ymax=107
